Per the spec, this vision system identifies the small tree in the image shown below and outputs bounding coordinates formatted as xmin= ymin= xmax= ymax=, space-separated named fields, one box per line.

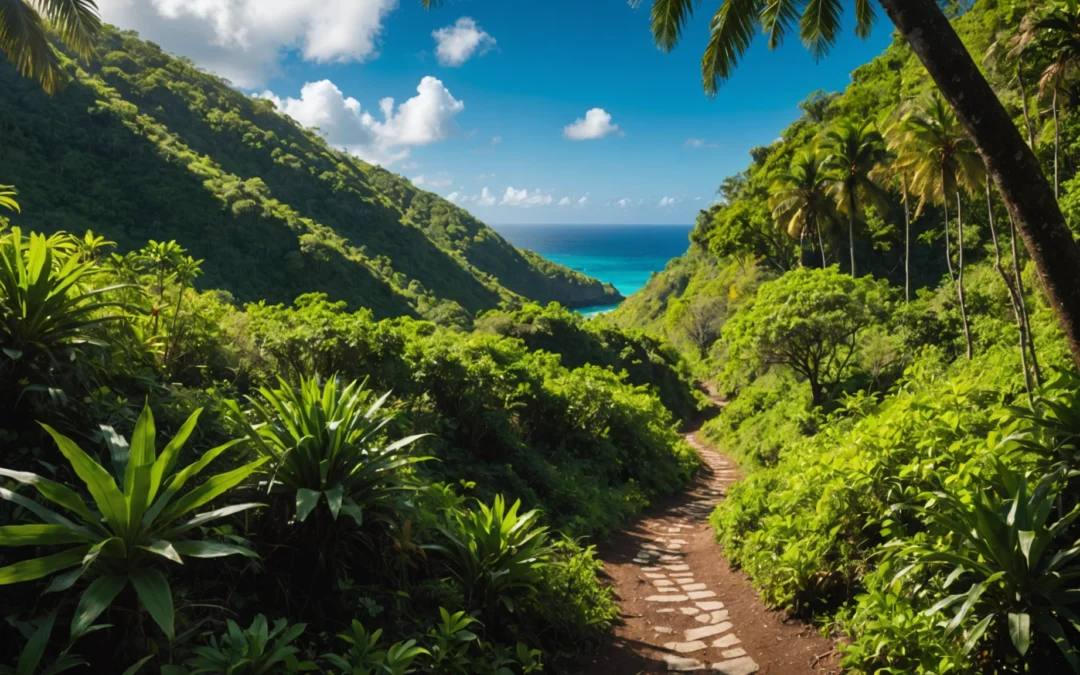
xmin=722 ymin=267 xmax=891 ymax=407
xmin=672 ymin=295 xmax=726 ymax=359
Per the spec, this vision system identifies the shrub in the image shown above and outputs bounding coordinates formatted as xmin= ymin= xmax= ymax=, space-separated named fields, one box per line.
xmin=0 ymin=403 xmax=266 ymax=638
xmin=179 ymin=615 xmax=314 ymax=675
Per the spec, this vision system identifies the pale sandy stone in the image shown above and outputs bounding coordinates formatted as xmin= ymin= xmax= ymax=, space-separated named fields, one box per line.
xmin=666 ymin=564 xmax=691 ymax=572
xmin=646 ymin=573 xmax=667 ymax=579
xmin=679 ymin=607 xmax=700 ymax=615
xmin=709 ymin=610 xmax=730 ymax=623
xmin=684 ymin=622 xmax=732 ymax=641
xmin=653 ymin=579 xmax=675 ymax=586
xmin=659 ymin=586 xmax=681 ymax=593
xmin=711 ymin=634 xmax=741 ymax=649
xmin=663 ymin=655 xmax=705 ymax=671
xmin=658 ymin=608 xmax=675 ymax=613
xmin=655 ymin=626 xmax=675 ymax=634
xmin=688 ymin=590 xmax=717 ymax=600
xmin=721 ymin=648 xmax=747 ymax=658
xmin=696 ymin=601 xmax=725 ymax=611
xmin=680 ymin=583 xmax=707 ymax=591
xmin=664 ymin=640 xmax=708 ymax=654
xmin=646 ymin=595 xmax=689 ymax=602
xmin=709 ymin=657 xmax=759 ymax=674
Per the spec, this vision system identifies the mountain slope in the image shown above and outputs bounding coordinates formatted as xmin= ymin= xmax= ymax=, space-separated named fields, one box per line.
xmin=0 ymin=26 xmax=621 ymax=320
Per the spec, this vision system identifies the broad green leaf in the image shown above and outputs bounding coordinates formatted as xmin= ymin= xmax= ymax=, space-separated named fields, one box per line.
xmin=149 ymin=408 xmax=202 ymax=503
xmin=141 ymin=540 xmax=182 ymax=564
xmin=120 ymin=655 xmax=155 ymax=675
xmin=15 ymin=611 xmax=55 ymax=675
xmin=0 ymin=469 xmax=98 ymax=524
xmin=0 ymin=545 xmax=91 ymax=585
xmin=158 ymin=457 xmax=269 ymax=523
xmin=0 ymin=524 xmax=89 ymax=547
xmin=172 ymin=540 xmax=259 ymax=559
xmin=159 ymin=502 xmax=265 ymax=539
xmin=131 ymin=568 xmax=175 ymax=638
xmin=40 ymin=424 xmax=127 ymax=535
xmin=325 ymin=483 xmax=344 ymax=520
xmin=1017 ymin=530 xmax=1036 ymax=567
xmin=143 ymin=439 xmax=246 ymax=525
xmin=126 ymin=403 xmax=157 ymax=494
xmin=296 ymin=488 xmax=320 ymax=522
xmin=71 ymin=575 xmax=127 ymax=638
xmin=1008 ymin=612 xmax=1031 ymax=656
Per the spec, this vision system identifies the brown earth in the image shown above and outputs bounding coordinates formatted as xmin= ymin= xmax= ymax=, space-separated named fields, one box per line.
xmin=568 ymin=411 xmax=842 ymax=674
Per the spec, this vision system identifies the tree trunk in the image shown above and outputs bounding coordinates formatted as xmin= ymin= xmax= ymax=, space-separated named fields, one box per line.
xmin=1010 ymin=213 xmax=1043 ymax=386
xmin=987 ymin=180 xmax=1033 ymax=397
xmin=956 ymin=193 xmax=972 ymax=360
xmin=816 ymin=219 xmax=827 ymax=268
xmin=1054 ymin=87 xmax=1061 ymax=200
xmin=902 ymin=177 xmax=911 ymax=303
xmin=848 ymin=204 xmax=856 ymax=277
xmin=942 ymin=177 xmax=955 ymax=284
xmin=1017 ymin=61 xmax=1037 ymax=151
xmin=878 ymin=0 xmax=1080 ymax=372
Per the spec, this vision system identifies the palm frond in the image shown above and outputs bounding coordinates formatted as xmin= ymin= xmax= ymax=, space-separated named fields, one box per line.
xmin=0 ymin=0 xmax=61 ymax=94
xmin=761 ymin=0 xmax=800 ymax=50
xmin=702 ymin=0 xmax=764 ymax=96
xmin=637 ymin=0 xmax=699 ymax=53
xmin=852 ymin=0 xmax=876 ymax=40
xmin=33 ymin=0 xmax=100 ymax=59
xmin=800 ymin=0 xmax=842 ymax=61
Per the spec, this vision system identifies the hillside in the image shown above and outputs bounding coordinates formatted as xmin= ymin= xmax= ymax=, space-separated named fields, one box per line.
xmin=0 ymin=26 xmax=621 ymax=322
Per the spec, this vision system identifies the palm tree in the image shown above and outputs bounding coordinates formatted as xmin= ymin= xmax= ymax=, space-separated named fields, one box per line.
xmin=769 ymin=148 xmax=837 ymax=269
xmin=569 ymin=0 xmax=1080 ymax=372
xmin=0 ymin=0 xmax=101 ymax=94
xmin=820 ymin=120 xmax=888 ymax=278
xmin=882 ymin=121 xmax=915 ymax=303
xmin=893 ymin=94 xmax=984 ymax=359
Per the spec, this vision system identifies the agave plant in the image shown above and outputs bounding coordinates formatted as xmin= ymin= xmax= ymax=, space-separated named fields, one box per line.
xmin=0 ymin=227 xmax=131 ymax=360
xmin=0 ymin=403 xmax=268 ymax=638
xmin=227 ymin=375 xmax=428 ymax=526
xmin=430 ymin=496 xmax=551 ymax=614
xmin=181 ymin=615 xmax=315 ymax=675
xmin=901 ymin=464 xmax=1080 ymax=669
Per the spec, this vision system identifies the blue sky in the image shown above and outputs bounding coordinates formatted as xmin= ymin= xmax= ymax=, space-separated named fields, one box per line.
xmin=99 ymin=0 xmax=894 ymax=225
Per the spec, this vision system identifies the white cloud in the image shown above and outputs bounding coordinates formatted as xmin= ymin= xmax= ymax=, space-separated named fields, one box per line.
xmin=501 ymin=187 xmax=554 ymax=208
xmin=694 ymin=196 xmax=702 ymax=201
xmin=446 ymin=191 xmax=460 ymax=202
xmin=684 ymin=138 xmax=704 ymax=148
xmin=659 ymin=196 xmax=677 ymax=207
xmin=477 ymin=187 xmax=496 ymax=206
xmin=557 ymin=197 xmax=570 ymax=206
xmin=413 ymin=174 xmax=452 ymax=187
xmin=616 ymin=198 xmax=630 ymax=208
xmin=97 ymin=0 xmax=399 ymax=88
xmin=577 ymin=196 xmax=588 ymax=206
xmin=400 ymin=160 xmax=420 ymax=170
xmin=432 ymin=17 xmax=496 ymax=66
xmin=563 ymin=108 xmax=620 ymax=141
xmin=261 ymin=76 xmax=464 ymax=166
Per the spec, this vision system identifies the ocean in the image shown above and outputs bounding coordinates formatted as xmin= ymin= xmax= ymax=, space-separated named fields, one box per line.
xmin=492 ymin=224 xmax=694 ymax=315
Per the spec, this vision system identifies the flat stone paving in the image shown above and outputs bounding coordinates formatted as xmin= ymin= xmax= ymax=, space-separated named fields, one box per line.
xmin=631 ymin=434 xmax=760 ymax=673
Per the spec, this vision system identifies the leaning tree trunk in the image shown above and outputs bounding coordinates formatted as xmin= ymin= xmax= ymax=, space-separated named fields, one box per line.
xmin=878 ymin=0 xmax=1080 ymax=372
xmin=987 ymin=180 xmax=1034 ymax=397
xmin=956 ymin=193 xmax=973 ymax=360
xmin=816 ymin=219 xmax=827 ymax=268
xmin=1010 ymin=213 xmax=1043 ymax=386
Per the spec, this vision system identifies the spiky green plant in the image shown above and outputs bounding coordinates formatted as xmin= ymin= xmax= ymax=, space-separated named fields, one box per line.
xmin=183 ymin=615 xmax=315 ymax=675
xmin=430 ymin=496 xmax=551 ymax=614
xmin=227 ymin=375 xmax=428 ymax=526
xmin=0 ymin=403 xmax=268 ymax=639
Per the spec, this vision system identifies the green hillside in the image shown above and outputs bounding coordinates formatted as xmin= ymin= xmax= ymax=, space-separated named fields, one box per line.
xmin=0 ymin=26 xmax=621 ymax=322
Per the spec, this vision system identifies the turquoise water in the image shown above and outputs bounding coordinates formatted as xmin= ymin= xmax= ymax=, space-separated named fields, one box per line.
xmin=493 ymin=224 xmax=693 ymax=315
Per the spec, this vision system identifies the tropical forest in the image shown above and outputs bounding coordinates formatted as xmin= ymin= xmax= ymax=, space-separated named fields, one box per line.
xmin=3 ymin=0 xmax=1080 ymax=673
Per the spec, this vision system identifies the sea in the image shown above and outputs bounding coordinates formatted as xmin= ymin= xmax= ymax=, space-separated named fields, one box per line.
xmin=492 ymin=224 xmax=694 ymax=315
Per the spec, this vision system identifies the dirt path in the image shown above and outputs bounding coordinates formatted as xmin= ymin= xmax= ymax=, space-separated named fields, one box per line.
xmin=572 ymin=422 xmax=841 ymax=674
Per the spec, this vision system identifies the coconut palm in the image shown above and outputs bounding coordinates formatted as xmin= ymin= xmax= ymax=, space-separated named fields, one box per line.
xmin=769 ymin=148 xmax=837 ymax=269
xmin=892 ymin=94 xmax=984 ymax=359
xmin=880 ymin=119 xmax=916 ymax=303
xmin=0 ymin=0 xmax=101 ymax=95
xmin=534 ymin=0 xmax=1080 ymax=372
xmin=819 ymin=120 xmax=888 ymax=278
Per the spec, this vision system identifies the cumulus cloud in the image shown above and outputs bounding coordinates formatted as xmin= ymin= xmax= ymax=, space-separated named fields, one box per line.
xmin=577 ymin=196 xmax=588 ymax=206
xmin=557 ymin=197 xmax=570 ymax=206
xmin=97 ymin=0 xmax=399 ymax=88
xmin=261 ymin=76 xmax=464 ymax=166
xmin=563 ymin=108 xmax=620 ymax=141
xmin=432 ymin=17 xmax=496 ymax=66
xmin=413 ymin=174 xmax=452 ymax=187
xmin=501 ymin=187 xmax=554 ymax=208
xmin=659 ymin=196 xmax=677 ymax=207
xmin=615 ymin=198 xmax=630 ymax=208
xmin=446 ymin=191 xmax=460 ymax=202
xmin=477 ymin=187 xmax=496 ymax=206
